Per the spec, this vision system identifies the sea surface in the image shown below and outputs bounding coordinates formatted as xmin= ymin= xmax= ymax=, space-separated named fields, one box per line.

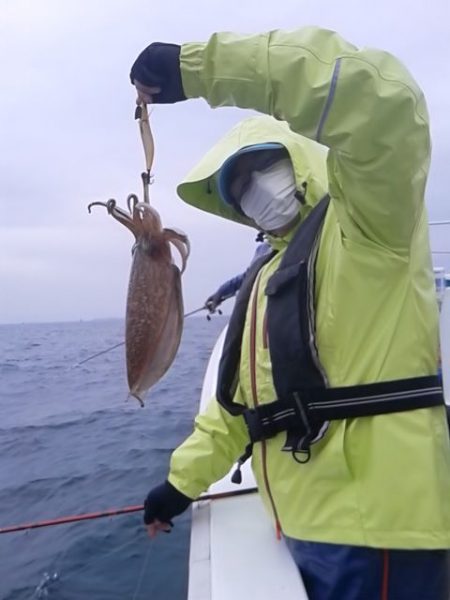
xmin=0 ymin=316 xmax=228 ymax=600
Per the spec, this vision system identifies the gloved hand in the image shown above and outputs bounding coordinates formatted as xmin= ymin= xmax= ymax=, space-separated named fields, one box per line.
xmin=205 ymin=291 xmax=224 ymax=312
xmin=143 ymin=480 xmax=192 ymax=537
xmin=130 ymin=43 xmax=186 ymax=104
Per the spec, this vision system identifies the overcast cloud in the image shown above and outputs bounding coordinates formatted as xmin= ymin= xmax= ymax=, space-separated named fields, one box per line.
xmin=1 ymin=0 xmax=449 ymax=324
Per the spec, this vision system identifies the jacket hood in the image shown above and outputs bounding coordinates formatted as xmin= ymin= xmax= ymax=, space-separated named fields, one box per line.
xmin=177 ymin=115 xmax=329 ymax=228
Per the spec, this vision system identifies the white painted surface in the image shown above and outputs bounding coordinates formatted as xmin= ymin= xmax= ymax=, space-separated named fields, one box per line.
xmin=210 ymin=495 xmax=306 ymax=600
xmin=188 ymin=326 xmax=309 ymax=600
xmin=199 ymin=325 xmax=228 ymax=413
xmin=188 ymin=502 xmax=211 ymax=600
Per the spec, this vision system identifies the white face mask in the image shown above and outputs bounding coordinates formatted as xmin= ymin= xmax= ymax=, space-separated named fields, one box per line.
xmin=240 ymin=159 xmax=299 ymax=232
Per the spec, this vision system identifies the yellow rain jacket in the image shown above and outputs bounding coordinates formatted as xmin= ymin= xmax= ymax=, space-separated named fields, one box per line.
xmin=169 ymin=27 xmax=450 ymax=548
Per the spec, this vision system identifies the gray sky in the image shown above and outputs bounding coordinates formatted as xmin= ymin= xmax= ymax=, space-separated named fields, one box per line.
xmin=1 ymin=0 xmax=449 ymax=324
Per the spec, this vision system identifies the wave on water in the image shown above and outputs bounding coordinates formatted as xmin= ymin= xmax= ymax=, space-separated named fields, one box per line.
xmin=0 ymin=316 xmax=227 ymax=599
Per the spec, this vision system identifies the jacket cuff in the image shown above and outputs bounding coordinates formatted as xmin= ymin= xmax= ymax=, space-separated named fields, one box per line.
xmin=180 ymin=42 xmax=208 ymax=100
xmin=167 ymin=472 xmax=204 ymax=500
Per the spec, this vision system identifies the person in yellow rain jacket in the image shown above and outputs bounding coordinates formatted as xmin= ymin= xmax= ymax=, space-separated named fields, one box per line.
xmin=130 ymin=28 xmax=450 ymax=599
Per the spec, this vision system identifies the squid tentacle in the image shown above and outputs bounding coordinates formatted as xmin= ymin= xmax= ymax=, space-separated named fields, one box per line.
xmin=164 ymin=228 xmax=190 ymax=256
xmin=164 ymin=228 xmax=190 ymax=274
xmin=126 ymin=194 xmax=145 ymax=238
xmin=88 ymin=199 xmax=138 ymax=237
xmin=126 ymin=194 xmax=138 ymax=214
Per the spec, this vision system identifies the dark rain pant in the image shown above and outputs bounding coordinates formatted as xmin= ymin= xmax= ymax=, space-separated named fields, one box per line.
xmin=285 ymin=538 xmax=449 ymax=600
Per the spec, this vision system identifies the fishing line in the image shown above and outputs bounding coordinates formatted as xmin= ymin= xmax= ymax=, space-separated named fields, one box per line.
xmin=131 ymin=542 xmax=153 ymax=600
xmin=4 ymin=492 xmax=246 ymax=595
xmin=60 ymin=532 xmax=152 ymax=599
xmin=55 ymin=532 xmax=141 ymax=591
xmin=31 ymin=521 xmax=146 ymax=599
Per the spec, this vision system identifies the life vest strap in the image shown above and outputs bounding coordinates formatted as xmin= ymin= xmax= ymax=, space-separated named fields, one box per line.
xmin=243 ymin=375 xmax=444 ymax=450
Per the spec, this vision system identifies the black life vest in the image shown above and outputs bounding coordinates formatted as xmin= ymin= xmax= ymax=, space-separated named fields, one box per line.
xmin=216 ymin=196 xmax=444 ymax=464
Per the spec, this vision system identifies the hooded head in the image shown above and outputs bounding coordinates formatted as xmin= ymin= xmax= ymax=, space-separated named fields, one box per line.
xmin=219 ymin=146 xmax=304 ymax=235
xmin=177 ymin=116 xmax=328 ymax=232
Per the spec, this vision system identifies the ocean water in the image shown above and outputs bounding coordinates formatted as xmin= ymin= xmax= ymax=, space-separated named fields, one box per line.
xmin=0 ymin=316 xmax=228 ymax=600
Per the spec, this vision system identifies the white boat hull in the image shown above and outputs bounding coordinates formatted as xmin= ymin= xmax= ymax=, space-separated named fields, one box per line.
xmin=188 ymin=327 xmax=308 ymax=599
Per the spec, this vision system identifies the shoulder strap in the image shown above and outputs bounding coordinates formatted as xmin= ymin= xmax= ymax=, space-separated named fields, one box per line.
xmin=216 ymin=249 xmax=277 ymax=415
xmin=266 ymin=196 xmax=330 ymax=400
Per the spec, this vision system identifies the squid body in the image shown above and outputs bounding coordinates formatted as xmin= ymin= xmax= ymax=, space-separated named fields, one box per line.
xmin=88 ymin=193 xmax=190 ymax=405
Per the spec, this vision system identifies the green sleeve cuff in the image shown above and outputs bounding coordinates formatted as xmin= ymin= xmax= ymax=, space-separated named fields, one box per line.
xmin=180 ymin=42 xmax=208 ymax=100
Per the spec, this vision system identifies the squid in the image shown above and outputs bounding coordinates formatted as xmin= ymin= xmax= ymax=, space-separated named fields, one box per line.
xmin=88 ymin=106 xmax=189 ymax=405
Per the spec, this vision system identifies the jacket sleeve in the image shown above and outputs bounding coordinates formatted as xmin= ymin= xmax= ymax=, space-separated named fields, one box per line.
xmin=168 ymin=390 xmax=249 ymax=499
xmin=215 ymin=272 xmax=246 ymax=300
xmin=180 ymin=27 xmax=430 ymax=252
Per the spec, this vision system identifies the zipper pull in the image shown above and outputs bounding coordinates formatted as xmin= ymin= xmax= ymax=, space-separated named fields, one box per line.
xmin=231 ymin=443 xmax=253 ymax=484
xmin=231 ymin=460 xmax=243 ymax=484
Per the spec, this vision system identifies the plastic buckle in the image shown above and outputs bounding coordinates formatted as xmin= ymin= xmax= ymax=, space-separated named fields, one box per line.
xmin=280 ymin=391 xmax=313 ymax=460
xmin=291 ymin=391 xmax=312 ymax=437
xmin=243 ymin=408 xmax=265 ymax=443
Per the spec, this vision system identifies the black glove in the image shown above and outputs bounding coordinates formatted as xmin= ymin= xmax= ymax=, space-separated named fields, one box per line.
xmin=130 ymin=42 xmax=186 ymax=104
xmin=205 ymin=291 xmax=224 ymax=312
xmin=143 ymin=480 xmax=192 ymax=526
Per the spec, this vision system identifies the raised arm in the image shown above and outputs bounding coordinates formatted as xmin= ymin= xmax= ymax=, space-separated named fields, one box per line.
xmin=179 ymin=27 xmax=430 ymax=251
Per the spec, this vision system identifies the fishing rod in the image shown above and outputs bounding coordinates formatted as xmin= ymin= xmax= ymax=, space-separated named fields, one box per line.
xmin=74 ymin=341 xmax=126 ymax=366
xmin=0 ymin=487 xmax=258 ymax=535
xmin=184 ymin=306 xmax=209 ymax=318
xmin=74 ymin=305 xmax=212 ymax=367
xmin=74 ymin=295 xmax=234 ymax=368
